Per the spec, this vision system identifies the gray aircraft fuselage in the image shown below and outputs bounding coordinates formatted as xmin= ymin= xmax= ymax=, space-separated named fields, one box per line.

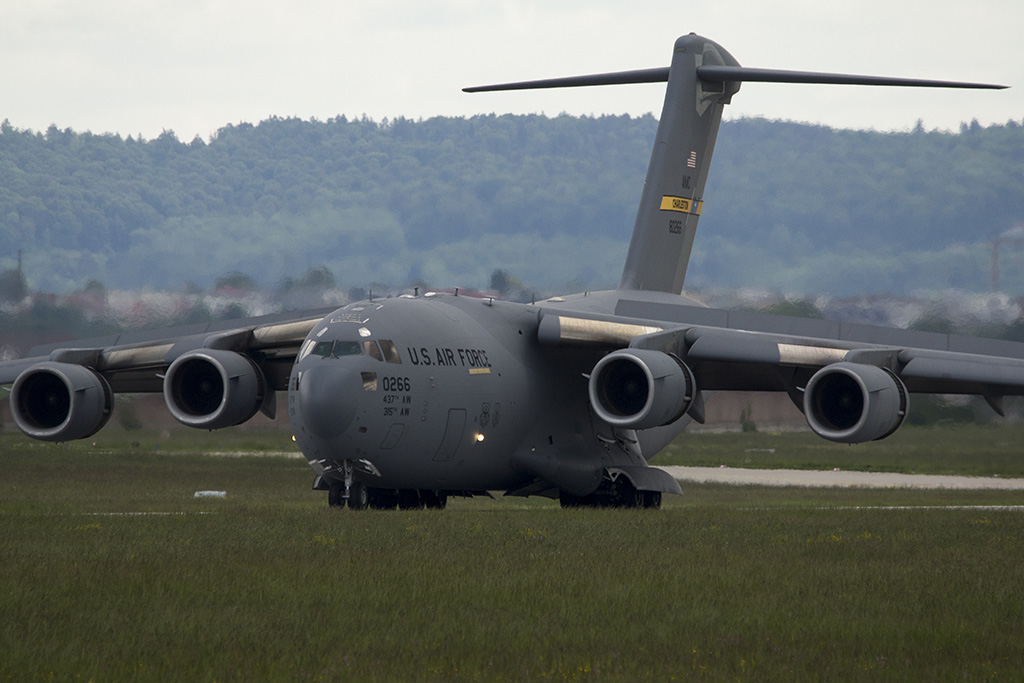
xmin=289 ymin=290 xmax=694 ymax=495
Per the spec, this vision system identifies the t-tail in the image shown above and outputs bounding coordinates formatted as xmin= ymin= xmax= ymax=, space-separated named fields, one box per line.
xmin=465 ymin=33 xmax=1006 ymax=295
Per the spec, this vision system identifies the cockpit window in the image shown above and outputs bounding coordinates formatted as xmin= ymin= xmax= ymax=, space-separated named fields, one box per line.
xmin=304 ymin=340 xmax=363 ymax=360
xmin=335 ymin=341 xmax=362 ymax=357
xmin=311 ymin=341 xmax=334 ymax=358
xmin=362 ymin=341 xmax=383 ymax=362
xmin=378 ymin=340 xmax=402 ymax=364
xmin=298 ymin=339 xmax=396 ymax=363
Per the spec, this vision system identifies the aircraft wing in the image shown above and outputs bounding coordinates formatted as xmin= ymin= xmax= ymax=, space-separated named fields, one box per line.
xmin=0 ymin=307 xmax=333 ymax=393
xmin=538 ymin=298 xmax=1024 ymax=439
xmin=678 ymin=326 xmax=1024 ymax=397
xmin=0 ymin=306 xmax=336 ymax=442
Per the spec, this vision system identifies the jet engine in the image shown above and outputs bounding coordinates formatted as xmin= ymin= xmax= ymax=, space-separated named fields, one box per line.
xmin=588 ymin=349 xmax=695 ymax=429
xmin=803 ymin=362 xmax=908 ymax=443
xmin=163 ymin=349 xmax=266 ymax=430
xmin=10 ymin=362 xmax=113 ymax=442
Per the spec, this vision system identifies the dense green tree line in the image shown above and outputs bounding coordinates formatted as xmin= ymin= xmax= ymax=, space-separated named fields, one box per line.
xmin=1 ymin=114 xmax=1023 ymax=295
xmin=699 ymin=118 xmax=1024 ymax=293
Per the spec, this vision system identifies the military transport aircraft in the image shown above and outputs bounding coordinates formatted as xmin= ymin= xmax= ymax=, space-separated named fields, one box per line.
xmin=0 ymin=34 xmax=1016 ymax=510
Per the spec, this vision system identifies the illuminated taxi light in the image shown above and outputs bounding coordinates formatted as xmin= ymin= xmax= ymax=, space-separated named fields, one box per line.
xmin=475 ymin=433 xmax=485 ymax=443
xmin=292 ymin=435 xmax=297 ymax=442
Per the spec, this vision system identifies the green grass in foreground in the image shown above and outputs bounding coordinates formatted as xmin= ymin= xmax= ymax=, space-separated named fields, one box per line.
xmin=651 ymin=422 xmax=1024 ymax=477
xmin=6 ymin=419 xmax=1024 ymax=477
xmin=3 ymin=447 xmax=1024 ymax=681
xmin=0 ymin=424 xmax=301 ymax=456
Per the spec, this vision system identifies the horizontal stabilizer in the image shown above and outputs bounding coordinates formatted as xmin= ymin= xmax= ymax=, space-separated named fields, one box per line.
xmin=463 ymin=68 xmax=669 ymax=92
xmin=465 ymin=67 xmax=1007 ymax=94
xmin=696 ymin=65 xmax=1008 ymax=89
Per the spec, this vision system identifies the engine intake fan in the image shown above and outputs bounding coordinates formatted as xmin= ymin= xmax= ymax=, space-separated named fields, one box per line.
xmin=803 ymin=362 xmax=908 ymax=443
xmin=163 ymin=349 xmax=267 ymax=430
xmin=10 ymin=362 xmax=113 ymax=442
xmin=588 ymin=349 xmax=695 ymax=429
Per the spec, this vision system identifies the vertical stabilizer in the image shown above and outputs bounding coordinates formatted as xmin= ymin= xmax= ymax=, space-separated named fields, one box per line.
xmin=619 ymin=34 xmax=740 ymax=294
xmin=464 ymin=34 xmax=1004 ymax=296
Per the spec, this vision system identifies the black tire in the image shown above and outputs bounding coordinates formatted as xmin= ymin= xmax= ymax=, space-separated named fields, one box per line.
xmin=347 ymin=481 xmax=369 ymax=510
xmin=327 ymin=481 xmax=344 ymax=508
xmin=421 ymin=490 xmax=448 ymax=509
xmin=559 ymin=491 xmax=583 ymax=508
xmin=368 ymin=488 xmax=399 ymax=510
xmin=616 ymin=481 xmax=644 ymax=509
xmin=398 ymin=489 xmax=424 ymax=510
xmin=641 ymin=490 xmax=662 ymax=509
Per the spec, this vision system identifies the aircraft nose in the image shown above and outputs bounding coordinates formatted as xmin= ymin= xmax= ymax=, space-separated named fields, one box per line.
xmin=297 ymin=365 xmax=360 ymax=439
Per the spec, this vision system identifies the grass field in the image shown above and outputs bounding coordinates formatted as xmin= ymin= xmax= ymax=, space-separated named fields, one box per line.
xmin=3 ymin=425 xmax=1024 ymax=681
xmin=651 ymin=421 xmax=1024 ymax=478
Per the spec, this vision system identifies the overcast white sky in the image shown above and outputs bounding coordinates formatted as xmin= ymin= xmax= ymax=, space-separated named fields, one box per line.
xmin=1 ymin=0 xmax=1020 ymax=141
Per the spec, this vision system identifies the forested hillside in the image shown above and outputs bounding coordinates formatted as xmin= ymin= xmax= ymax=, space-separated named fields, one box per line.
xmin=2 ymin=114 xmax=1023 ymax=296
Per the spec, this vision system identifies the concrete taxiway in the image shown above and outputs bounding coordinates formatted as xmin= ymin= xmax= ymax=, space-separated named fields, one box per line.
xmin=659 ymin=466 xmax=1024 ymax=490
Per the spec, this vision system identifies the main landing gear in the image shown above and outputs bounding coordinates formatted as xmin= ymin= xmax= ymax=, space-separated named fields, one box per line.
xmin=559 ymin=478 xmax=662 ymax=509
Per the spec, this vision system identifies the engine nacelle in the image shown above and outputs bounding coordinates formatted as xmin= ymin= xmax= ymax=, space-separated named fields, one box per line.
xmin=10 ymin=362 xmax=113 ymax=442
xmin=804 ymin=362 xmax=908 ymax=443
xmin=163 ymin=349 xmax=266 ymax=430
xmin=588 ymin=349 xmax=695 ymax=429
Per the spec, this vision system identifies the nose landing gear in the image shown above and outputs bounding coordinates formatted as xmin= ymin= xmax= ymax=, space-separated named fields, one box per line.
xmin=324 ymin=472 xmax=448 ymax=511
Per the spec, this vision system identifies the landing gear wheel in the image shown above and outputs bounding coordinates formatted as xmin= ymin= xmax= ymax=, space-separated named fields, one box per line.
xmin=559 ymin=492 xmax=583 ymax=509
xmin=347 ymin=481 xmax=369 ymax=510
xmin=398 ymin=489 xmax=424 ymax=510
xmin=368 ymin=488 xmax=399 ymax=510
xmin=421 ymin=490 xmax=448 ymax=509
xmin=641 ymin=490 xmax=662 ymax=509
xmin=328 ymin=481 xmax=344 ymax=508
xmin=617 ymin=482 xmax=644 ymax=509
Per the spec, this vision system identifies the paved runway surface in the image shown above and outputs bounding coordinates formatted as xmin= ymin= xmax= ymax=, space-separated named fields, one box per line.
xmin=659 ymin=466 xmax=1024 ymax=490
